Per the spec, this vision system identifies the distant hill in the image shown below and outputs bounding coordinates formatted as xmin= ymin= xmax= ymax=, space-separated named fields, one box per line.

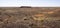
xmin=20 ymin=6 xmax=32 ymax=8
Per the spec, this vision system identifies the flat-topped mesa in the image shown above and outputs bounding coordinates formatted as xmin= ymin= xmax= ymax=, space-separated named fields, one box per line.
xmin=20 ymin=6 xmax=32 ymax=8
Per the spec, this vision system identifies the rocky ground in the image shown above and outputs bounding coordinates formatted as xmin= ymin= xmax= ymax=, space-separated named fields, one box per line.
xmin=0 ymin=7 xmax=60 ymax=28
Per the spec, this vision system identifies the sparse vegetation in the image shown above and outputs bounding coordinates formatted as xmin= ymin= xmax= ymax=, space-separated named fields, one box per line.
xmin=0 ymin=7 xmax=60 ymax=28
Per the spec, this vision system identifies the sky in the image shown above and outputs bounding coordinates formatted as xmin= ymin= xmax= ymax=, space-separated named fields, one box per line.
xmin=0 ymin=0 xmax=60 ymax=7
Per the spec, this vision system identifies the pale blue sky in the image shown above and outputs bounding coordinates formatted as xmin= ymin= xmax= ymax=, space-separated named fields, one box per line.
xmin=0 ymin=0 xmax=60 ymax=7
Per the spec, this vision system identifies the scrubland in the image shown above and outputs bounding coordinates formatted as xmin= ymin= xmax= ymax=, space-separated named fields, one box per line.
xmin=0 ymin=7 xmax=60 ymax=28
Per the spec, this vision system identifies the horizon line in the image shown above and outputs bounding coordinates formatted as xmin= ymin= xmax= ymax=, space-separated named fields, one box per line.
xmin=0 ymin=6 xmax=60 ymax=7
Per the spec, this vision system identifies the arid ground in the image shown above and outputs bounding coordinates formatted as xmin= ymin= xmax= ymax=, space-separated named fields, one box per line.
xmin=0 ymin=7 xmax=60 ymax=28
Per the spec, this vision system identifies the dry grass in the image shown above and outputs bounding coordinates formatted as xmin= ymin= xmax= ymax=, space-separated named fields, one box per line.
xmin=0 ymin=7 xmax=60 ymax=28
